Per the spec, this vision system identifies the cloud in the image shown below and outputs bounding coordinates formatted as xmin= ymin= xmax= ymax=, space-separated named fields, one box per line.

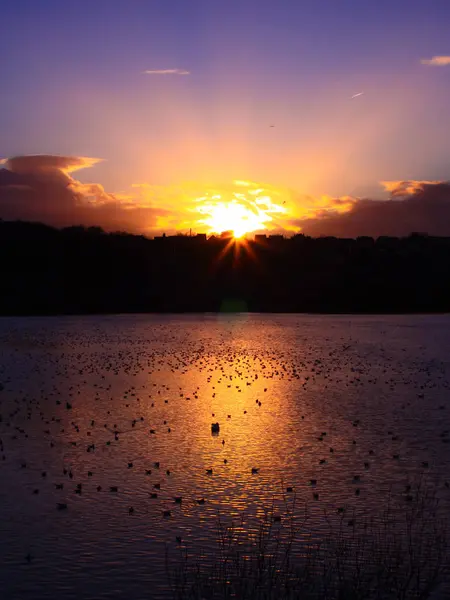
xmin=143 ymin=69 xmax=190 ymax=75
xmin=1 ymin=155 xmax=102 ymax=174
xmin=2 ymin=158 xmax=450 ymax=240
xmin=294 ymin=180 xmax=450 ymax=238
xmin=380 ymin=180 xmax=442 ymax=196
xmin=420 ymin=56 xmax=450 ymax=66
xmin=129 ymin=180 xmax=291 ymax=234
xmin=0 ymin=155 xmax=169 ymax=234
xmin=0 ymin=162 xmax=292 ymax=236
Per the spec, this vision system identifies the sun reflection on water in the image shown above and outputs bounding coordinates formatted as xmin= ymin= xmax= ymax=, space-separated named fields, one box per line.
xmin=2 ymin=315 xmax=450 ymax=598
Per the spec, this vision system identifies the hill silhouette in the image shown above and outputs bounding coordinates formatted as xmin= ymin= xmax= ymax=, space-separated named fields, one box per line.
xmin=1 ymin=220 xmax=450 ymax=315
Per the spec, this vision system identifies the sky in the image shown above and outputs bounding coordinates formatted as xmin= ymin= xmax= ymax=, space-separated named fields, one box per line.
xmin=1 ymin=0 xmax=450 ymax=238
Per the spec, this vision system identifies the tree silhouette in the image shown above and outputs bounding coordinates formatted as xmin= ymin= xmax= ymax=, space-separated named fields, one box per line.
xmin=1 ymin=220 xmax=449 ymax=314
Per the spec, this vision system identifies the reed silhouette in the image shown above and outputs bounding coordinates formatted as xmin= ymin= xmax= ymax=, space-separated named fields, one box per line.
xmin=166 ymin=480 xmax=448 ymax=599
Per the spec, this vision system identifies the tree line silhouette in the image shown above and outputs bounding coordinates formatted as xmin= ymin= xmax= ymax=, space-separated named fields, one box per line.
xmin=1 ymin=220 xmax=450 ymax=315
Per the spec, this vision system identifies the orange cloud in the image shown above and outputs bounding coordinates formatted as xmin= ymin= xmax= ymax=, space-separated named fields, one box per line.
xmin=381 ymin=180 xmax=443 ymax=196
xmin=130 ymin=180 xmax=295 ymax=235
xmin=421 ymin=56 xmax=450 ymax=66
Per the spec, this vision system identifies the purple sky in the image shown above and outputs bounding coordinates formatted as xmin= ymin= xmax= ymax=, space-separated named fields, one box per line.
xmin=1 ymin=0 xmax=450 ymax=236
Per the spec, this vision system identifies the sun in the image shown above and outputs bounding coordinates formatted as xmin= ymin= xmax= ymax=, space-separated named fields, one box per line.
xmin=195 ymin=188 xmax=288 ymax=238
xmin=201 ymin=200 xmax=266 ymax=238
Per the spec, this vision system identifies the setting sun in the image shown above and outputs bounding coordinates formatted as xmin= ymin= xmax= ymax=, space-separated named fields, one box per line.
xmin=194 ymin=186 xmax=288 ymax=238
xmin=199 ymin=200 xmax=266 ymax=238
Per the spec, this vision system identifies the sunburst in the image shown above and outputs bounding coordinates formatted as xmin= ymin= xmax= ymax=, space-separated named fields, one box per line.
xmin=195 ymin=188 xmax=287 ymax=239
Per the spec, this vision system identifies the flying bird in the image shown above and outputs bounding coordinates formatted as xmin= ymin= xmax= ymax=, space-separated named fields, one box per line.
xmin=351 ymin=92 xmax=364 ymax=99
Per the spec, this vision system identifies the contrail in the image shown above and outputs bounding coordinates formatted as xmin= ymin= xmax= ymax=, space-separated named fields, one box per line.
xmin=351 ymin=92 xmax=364 ymax=99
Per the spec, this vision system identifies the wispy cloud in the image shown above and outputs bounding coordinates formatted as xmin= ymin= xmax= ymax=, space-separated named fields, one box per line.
xmin=143 ymin=69 xmax=190 ymax=75
xmin=420 ymin=56 xmax=450 ymax=66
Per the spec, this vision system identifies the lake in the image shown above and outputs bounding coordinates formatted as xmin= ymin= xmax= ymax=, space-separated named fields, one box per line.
xmin=1 ymin=314 xmax=450 ymax=599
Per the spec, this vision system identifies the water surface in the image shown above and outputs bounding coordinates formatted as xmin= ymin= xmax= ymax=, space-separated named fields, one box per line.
xmin=1 ymin=314 xmax=450 ymax=599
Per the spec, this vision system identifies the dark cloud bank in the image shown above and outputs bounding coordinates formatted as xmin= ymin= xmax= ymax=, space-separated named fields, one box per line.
xmin=297 ymin=181 xmax=450 ymax=238
xmin=0 ymin=155 xmax=167 ymax=234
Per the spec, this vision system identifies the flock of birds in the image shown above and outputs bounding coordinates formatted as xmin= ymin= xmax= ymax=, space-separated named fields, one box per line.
xmin=1 ymin=319 xmax=450 ymax=569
